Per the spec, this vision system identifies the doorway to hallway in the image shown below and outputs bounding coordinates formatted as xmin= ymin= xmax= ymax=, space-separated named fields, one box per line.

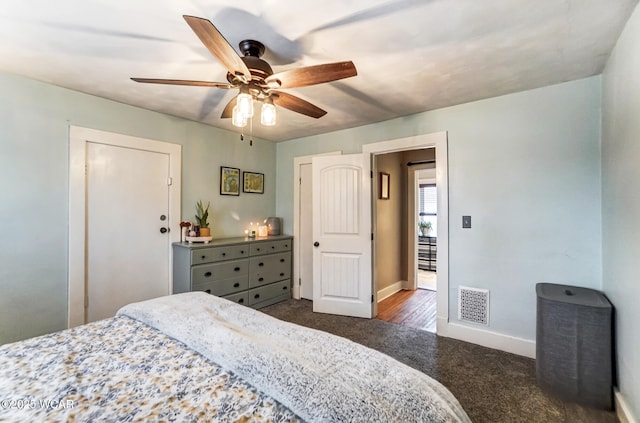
xmin=377 ymin=289 xmax=436 ymax=333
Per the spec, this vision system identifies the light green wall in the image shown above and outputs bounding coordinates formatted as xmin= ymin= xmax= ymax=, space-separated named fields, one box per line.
xmin=602 ymin=2 xmax=640 ymax=417
xmin=276 ymin=76 xmax=602 ymax=341
xmin=0 ymin=67 xmax=608 ymax=371
xmin=0 ymin=71 xmax=276 ymax=344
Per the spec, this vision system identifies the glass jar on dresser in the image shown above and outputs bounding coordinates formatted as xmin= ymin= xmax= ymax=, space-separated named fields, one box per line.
xmin=172 ymin=235 xmax=292 ymax=309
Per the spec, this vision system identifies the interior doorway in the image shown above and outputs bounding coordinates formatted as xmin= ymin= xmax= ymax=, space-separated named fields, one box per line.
xmin=292 ymin=151 xmax=341 ymax=300
xmin=363 ymin=132 xmax=449 ymax=334
xmin=373 ymin=150 xmax=437 ymax=333
xmin=292 ymin=131 xmax=449 ymax=332
xmin=416 ymin=168 xmax=437 ymax=292
xmin=68 ymin=126 xmax=182 ymax=327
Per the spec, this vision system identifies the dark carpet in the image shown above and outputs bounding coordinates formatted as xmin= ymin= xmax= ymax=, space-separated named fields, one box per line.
xmin=261 ymin=299 xmax=618 ymax=423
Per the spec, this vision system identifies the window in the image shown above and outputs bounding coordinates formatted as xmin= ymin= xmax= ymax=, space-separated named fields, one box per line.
xmin=419 ymin=183 xmax=437 ymax=236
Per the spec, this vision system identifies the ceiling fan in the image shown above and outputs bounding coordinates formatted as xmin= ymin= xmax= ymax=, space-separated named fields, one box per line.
xmin=131 ymin=15 xmax=358 ymax=128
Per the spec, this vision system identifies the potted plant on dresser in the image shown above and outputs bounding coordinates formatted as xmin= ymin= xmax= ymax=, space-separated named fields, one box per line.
xmin=195 ymin=200 xmax=211 ymax=237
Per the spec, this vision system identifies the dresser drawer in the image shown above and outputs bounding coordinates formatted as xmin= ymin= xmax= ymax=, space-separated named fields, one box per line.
xmin=191 ymin=244 xmax=249 ymax=265
xmin=248 ymin=280 xmax=290 ymax=306
xmin=222 ymin=291 xmax=249 ymax=306
xmin=249 ymin=252 xmax=291 ymax=288
xmin=192 ymin=259 xmax=248 ymax=284
xmin=250 ymin=239 xmax=292 ymax=256
xmin=193 ymin=275 xmax=248 ymax=297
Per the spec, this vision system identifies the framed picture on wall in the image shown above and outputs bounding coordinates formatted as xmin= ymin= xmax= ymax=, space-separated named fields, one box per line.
xmin=220 ymin=166 xmax=240 ymax=196
xmin=243 ymin=171 xmax=264 ymax=194
xmin=379 ymin=172 xmax=390 ymax=199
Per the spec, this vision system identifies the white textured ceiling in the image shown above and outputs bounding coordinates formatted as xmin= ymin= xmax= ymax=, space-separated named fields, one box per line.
xmin=0 ymin=0 xmax=637 ymax=141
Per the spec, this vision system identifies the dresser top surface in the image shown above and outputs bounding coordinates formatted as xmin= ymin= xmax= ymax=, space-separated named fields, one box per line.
xmin=173 ymin=235 xmax=292 ymax=250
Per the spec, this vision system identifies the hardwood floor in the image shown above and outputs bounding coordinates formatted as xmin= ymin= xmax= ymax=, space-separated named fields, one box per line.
xmin=377 ymin=289 xmax=436 ymax=333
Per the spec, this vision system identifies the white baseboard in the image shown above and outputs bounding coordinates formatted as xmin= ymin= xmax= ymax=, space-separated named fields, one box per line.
xmin=615 ymin=389 xmax=638 ymax=423
xmin=437 ymin=317 xmax=536 ymax=358
xmin=377 ymin=281 xmax=404 ymax=302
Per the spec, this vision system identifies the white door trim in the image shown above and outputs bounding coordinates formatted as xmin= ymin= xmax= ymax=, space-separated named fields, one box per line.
xmin=410 ymin=167 xmax=436 ymax=290
xmin=292 ymin=151 xmax=341 ymax=299
xmin=68 ymin=126 xmax=182 ymax=328
xmin=362 ymin=131 xmax=449 ymax=332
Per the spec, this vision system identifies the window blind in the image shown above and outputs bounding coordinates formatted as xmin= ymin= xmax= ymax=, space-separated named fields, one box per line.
xmin=419 ymin=184 xmax=437 ymax=215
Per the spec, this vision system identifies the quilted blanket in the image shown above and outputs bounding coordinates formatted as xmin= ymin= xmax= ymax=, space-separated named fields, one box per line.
xmin=119 ymin=292 xmax=471 ymax=422
xmin=0 ymin=314 xmax=299 ymax=422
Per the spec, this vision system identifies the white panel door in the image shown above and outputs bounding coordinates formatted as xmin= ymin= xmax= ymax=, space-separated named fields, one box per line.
xmin=86 ymin=142 xmax=171 ymax=322
xmin=299 ymin=163 xmax=314 ymax=300
xmin=312 ymin=154 xmax=372 ymax=318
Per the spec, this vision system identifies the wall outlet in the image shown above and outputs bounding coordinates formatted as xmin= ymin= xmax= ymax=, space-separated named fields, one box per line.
xmin=462 ymin=215 xmax=472 ymax=228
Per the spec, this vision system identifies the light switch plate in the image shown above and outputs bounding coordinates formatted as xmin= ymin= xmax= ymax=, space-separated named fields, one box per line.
xmin=462 ymin=215 xmax=471 ymax=228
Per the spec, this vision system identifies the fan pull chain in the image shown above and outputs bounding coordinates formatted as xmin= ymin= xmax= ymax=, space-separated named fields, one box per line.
xmin=237 ymin=116 xmax=253 ymax=146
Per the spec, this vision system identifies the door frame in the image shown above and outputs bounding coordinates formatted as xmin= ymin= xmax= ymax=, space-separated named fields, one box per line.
xmin=68 ymin=126 xmax=182 ymax=328
xmin=292 ymin=151 xmax=341 ymax=300
xmin=410 ymin=167 xmax=436 ymax=290
xmin=363 ymin=131 xmax=449 ymax=332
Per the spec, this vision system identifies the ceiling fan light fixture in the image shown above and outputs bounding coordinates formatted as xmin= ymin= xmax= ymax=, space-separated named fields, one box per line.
xmin=261 ymin=100 xmax=276 ymax=126
xmin=236 ymin=92 xmax=254 ymax=118
xmin=232 ymin=105 xmax=247 ymax=128
xmin=133 ymin=16 xmax=358 ymax=131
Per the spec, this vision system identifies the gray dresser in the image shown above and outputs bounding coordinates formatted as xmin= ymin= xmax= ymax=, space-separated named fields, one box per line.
xmin=172 ymin=235 xmax=292 ymax=309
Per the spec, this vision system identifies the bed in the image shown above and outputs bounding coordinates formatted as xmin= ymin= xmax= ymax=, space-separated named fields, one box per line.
xmin=0 ymin=292 xmax=471 ymax=422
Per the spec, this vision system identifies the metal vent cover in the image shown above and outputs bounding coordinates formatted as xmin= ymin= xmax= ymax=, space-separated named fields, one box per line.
xmin=458 ymin=286 xmax=489 ymax=325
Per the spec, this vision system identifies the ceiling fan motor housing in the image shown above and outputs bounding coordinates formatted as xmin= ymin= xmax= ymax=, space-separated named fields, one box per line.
xmin=226 ymin=40 xmax=273 ymax=88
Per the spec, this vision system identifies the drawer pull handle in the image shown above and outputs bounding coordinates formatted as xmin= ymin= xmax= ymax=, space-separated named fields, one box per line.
xmin=201 ymin=255 xmax=206 ymax=260
xmin=241 ymin=250 xmax=245 ymax=254
xmin=271 ymin=246 xmax=275 ymax=249
xmin=259 ymin=262 xmax=264 ymax=267
xmin=259 ymin=277 xmax=264 ymax=282
xmin=222 ymin=252 xmax=226 ymax=256
xmin=205 ymin=289 xmax=211 ymax=294
xmin=256 ymin=248 xmax=261 ymax=251
xmin=254 ymin=294 xmax=260 ymax=299
xmin=284 ymin=244 xmax=288 ymax=248
xmin=238 ymin=298 xmax=244 ymax=304
xmin=282 ymin=286 xmax=288 ymax=290
xmin=280 ymin=259 xmax=285 ymax=263
xmin=280 ymin=272 xmax=285 ymax=277
xmin=204 ymin=272 xmax=212 ymax=277
xmin=233 ymin=282 xmax=240 ymax=288
xmin=234 ymin=267 xmax=240 ymax=272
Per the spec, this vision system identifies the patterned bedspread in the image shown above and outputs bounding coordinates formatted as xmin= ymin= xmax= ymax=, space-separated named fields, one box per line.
xmin=0 ymin=292 xmax=470 ymax=422
xmin=0 ymin=315 xmax=300 ymax=422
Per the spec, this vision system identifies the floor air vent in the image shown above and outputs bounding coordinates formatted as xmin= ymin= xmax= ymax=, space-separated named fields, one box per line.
xmin=458 ymin=286 xmax=489 ymax=325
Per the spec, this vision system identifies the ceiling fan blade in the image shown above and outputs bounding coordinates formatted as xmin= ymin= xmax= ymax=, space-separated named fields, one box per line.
xmin=183 ymin=15 xmax=251 ymax=82
xmin=131 ymin=78 xmax=235 ymax=88
xmin=271 ymin=91 xmax=327 ymax=118
xmin=220 ymin=95 xmax=238 ymax=118
xmin=266 ymin=61 xmax=357 ymax=89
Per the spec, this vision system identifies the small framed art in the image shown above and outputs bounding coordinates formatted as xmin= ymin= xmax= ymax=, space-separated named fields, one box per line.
xmin=243 ymin=171 xmax=264 ymax=194
xmin=379 ymin=172 xmax=390 ymax=200
xmin=220 ymin=166 xmax=240 ymax=196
